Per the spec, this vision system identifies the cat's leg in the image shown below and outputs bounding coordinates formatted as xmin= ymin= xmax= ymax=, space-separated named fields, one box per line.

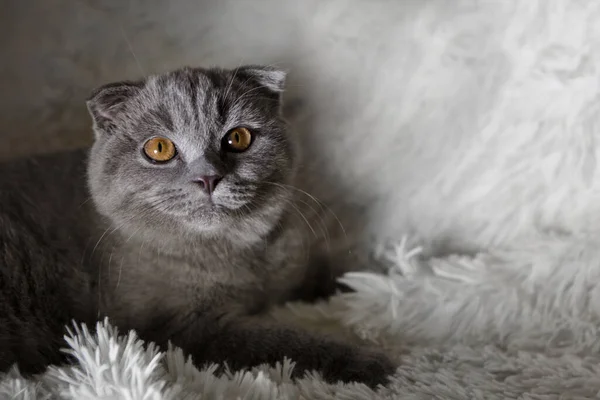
xmin=171 ymin=313 xmax=397 ymax=389
xmin=285 ymin=255 xmax=336 ymax=303
xmin=285 ymin=253 xmax=352 ymax=303
xmin=130 ymin=281 xmax=396 ymax=387
xmin=283 ymin=198 xmax=383 ymax=303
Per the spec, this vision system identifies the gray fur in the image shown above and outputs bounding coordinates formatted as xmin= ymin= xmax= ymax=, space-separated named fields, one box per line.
xmin=0 ymin=65 xmax=395 ymax=387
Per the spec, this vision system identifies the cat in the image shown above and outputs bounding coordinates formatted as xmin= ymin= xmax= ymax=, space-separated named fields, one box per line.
xmin=0 ymin=65 xmax=395 ymax=388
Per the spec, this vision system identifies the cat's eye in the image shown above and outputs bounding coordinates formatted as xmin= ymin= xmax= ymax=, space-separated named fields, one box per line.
xmin=223 ymin=127 xmax=253 ymax=153
xmin=143 ymin=137 xmax=177 ymax=162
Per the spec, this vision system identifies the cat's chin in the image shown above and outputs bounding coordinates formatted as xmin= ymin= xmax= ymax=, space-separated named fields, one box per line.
xmin=181 ymin=219 xmax=265 ymax=246
xmin=180 ymin=200 xmax=285 ymax=244
xmin=179 ymin=206 xmax=242 ymax=233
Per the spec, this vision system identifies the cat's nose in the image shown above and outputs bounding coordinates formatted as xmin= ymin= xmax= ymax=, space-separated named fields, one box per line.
xmin=193 ymin=175 xmax=222 ymax=195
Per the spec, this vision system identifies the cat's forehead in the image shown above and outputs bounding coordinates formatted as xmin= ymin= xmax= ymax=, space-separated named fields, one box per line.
xmin=136 ymin=69 xmax=273 ymax=132
xmin=137 ymin=71 xmax=213 ymax=132
xmin=144 ymin=69 xmax=215 ymax=110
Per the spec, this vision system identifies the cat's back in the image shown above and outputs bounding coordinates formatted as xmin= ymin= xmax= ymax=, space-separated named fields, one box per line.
xmin=0 ymin=148 xmax=90 ymax=216
xmin=0 ymin=148 xmax=96 ymax=374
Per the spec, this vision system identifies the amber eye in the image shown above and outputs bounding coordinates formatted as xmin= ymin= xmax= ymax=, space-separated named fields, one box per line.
xmin=223 ymin=127 xmax=253 ymax=153
xmin=143 ymin=137 xmax=177 ymax=162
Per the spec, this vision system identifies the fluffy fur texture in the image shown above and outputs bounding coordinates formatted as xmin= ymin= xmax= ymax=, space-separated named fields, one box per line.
xmin=3 ymin=0 xmax=600 ymax=397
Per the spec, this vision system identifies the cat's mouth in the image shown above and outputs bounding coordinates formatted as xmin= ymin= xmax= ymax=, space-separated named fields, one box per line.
xmin=188 ymin=198 xmax=233 ymax=216
xmin=147 ymin=185 xmax=256 ymax=223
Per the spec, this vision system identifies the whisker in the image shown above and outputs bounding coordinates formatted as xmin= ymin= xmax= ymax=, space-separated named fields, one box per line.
xmin=285 ymin=218 xmax=311 ymax=266
xmin=233 ymin=85 xmax=272 ymax=105
xmin=78 ymin=196 xmax=93 ymax=209
xmin=125 ymin=226 xmax=143 ymax=243
xmin=119 ymin=24 xmax=145 ymax=76
xmin=245 ymin=198 xmax=311 ymax=265
xmin=251 ymin=190 xmax=321 ymax=256
xmin=107 ymin=251 xmax=114 ymax=280
xmin=92 ymin=200 xmax=167 ymax=300
xmin=223 ymin=62 xmax=243 ymax=103
xmin=91 ymin=225 xmax=116 ymax=259
xmin=263 ymin=181 xmax=348 ymax=242
xmin=229 ymin=81 xmax=283 ymax=112
xmin=295 ymin=198 xmax=331 ymax=251
xmin=116 ymin=256 xmax=125 ymax=289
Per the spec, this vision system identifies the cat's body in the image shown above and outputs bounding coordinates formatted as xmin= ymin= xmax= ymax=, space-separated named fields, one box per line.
xmin=0 ymin=149 xmax=97 ymax=372
xmin=0 ymin=65 xmax=394 ymax=387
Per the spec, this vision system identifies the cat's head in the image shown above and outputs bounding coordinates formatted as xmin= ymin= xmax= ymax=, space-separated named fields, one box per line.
xmin=86 ymin=65 xmax=297 ymax=245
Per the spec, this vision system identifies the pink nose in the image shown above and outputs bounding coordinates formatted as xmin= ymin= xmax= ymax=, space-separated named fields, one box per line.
xmin=193 ymin=175 xmax=222 ymax=194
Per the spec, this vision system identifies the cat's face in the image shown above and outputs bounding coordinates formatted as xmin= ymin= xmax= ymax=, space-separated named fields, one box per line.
xmin=86 ymin=66 xmax=297 ymax=244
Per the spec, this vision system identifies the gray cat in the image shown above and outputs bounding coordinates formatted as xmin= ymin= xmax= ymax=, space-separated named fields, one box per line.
xmin=0 ymin=65 xmax=395 ymax=387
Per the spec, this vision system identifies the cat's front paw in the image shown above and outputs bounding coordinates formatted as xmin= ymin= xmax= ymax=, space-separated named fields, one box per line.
xmin=317 ymin=346 xmax=397 ymax=389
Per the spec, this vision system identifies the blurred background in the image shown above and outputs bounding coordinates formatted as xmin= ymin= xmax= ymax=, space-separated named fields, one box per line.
xmin=3 ymin=0 xmax=599 ymax=257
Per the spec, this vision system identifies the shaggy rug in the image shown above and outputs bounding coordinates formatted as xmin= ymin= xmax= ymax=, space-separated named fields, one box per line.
xmin=4 ymin=0 xmax=600 ymax=398
xmin=3 ymin=235 xmax=600 ymax=399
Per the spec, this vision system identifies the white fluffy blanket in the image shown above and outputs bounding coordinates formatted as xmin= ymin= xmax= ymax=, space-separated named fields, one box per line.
xmin=4 ymin=236 xmax=600 ymax=399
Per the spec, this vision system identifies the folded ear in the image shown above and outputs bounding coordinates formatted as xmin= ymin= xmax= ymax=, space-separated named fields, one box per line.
xmin=237 ymin=65 xmax=287 ymax=94
xmin=86 ymin=80 xmax=145 ymax=135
